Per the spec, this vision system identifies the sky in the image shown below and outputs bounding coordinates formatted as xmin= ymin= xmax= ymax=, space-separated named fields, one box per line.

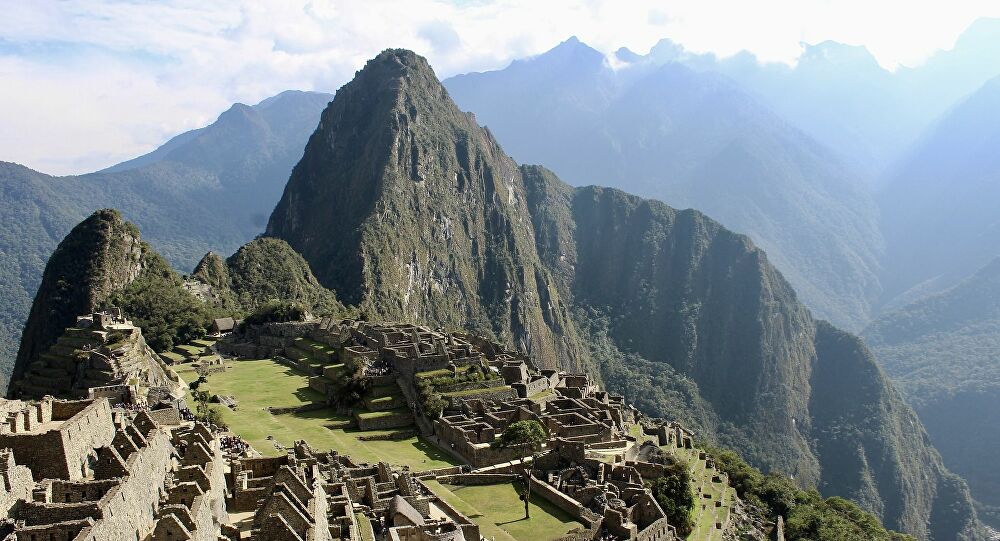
xmin=2 ymin=0 xmax=1000 ymax=175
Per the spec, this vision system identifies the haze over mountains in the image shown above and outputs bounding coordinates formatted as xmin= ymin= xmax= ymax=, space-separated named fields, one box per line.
xmin=445 ymin=37 xmax=884 ymax=330
xmin=879 ymin=75 xmax=1000 ymax=307
xmin=2 ymin=16 xmax=1000 ymax=538
xmin=0 ymin=90 xmax=331 ymax=386
xmin=261 ymin=49 xmax=983 ymax=540
xmin=443 ymin=18 xmax=1000 ymax=330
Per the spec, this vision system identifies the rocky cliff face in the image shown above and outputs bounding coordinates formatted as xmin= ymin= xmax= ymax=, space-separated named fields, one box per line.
xmin=10 ymin=209 xmax=147 ymax=387
xmin=267 ymin=50 xmax=585 ymax=370
xmin=523 ymin=168 xmax=982 ymax=540
xmin=266 ymin=49 xmax=983 ymax=540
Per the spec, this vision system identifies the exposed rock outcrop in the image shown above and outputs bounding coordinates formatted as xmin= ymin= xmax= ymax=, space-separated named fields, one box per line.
xmin=265 ymin=49 xmax=984 ymax=540
xmin=11 ymin=209 xmax=146 ymax=387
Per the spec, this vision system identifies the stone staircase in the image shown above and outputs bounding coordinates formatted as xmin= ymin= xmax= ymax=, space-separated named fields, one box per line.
xmin=13 ymin=315 xmax=175 ymax=400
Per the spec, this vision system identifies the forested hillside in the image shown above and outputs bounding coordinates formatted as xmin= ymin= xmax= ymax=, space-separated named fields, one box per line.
xmin=0 ymin=90 xmax=331 ymax=387
xmin=267 ymin=48 xmax=984 ymax=540
xmin=865 ymin=258 xmax=1000 ymax=525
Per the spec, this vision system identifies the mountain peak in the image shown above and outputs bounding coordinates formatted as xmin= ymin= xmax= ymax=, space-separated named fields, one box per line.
xmin=266 ymin=48 xmax=582 ymax=368
xmin=364 ymin=48 xmax=438 ymax=81
xmin=339 ymin=48 xmax=450 ymax=111
xmin=533 ymin=36 xmax=605 ymax=66
xmin=614 ymin=46 xmax=642 ymax=63
xmin=798 ymin=40 xmax=884 ymax=72
xmin=955 ymin=16 xmax=1000 ymax=48
xmin=10 ymin=208 xmax=146 ymax=389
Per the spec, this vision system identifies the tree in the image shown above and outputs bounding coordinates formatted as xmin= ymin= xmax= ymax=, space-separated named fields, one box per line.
xmin=492 ymin=420 xmax=547 ymax=518
xmin=106 ymin=250 xmax=222 ymax=352
xmin=648 ymin=461 xmax=694 ymax=536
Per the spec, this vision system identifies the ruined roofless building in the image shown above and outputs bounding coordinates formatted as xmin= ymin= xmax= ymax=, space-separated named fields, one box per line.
xmin=10 ymin=310 xmax=181 ymax=403
xmin=0 ymin=397 xmax=228 ymax=540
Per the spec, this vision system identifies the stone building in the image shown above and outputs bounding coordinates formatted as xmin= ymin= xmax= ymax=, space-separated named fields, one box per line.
xmin=9 ymin=310 xmax=182 ymax=403
xmin=226 ymin=440 xmax=478 ymax=541
xmin=0 ymin=396 xmax=227 ymax=540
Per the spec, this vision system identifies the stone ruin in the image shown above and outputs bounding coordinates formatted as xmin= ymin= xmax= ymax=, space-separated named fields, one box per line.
xmin=0 ymin=391 xmax=486 ymax=541
xmin=215 ymin=317 xmax=726 ymax=540
xmin=227 ymin=441 xmax=479 ymax=541
xmin=0 ymin=396 xmax=226 ymax=540
xmin=10 ymin=309 xmax=183 ymax=404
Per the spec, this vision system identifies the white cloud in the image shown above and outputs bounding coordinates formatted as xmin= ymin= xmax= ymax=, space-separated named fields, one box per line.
xmin=1 ymin=0 xmax=999 ymax=174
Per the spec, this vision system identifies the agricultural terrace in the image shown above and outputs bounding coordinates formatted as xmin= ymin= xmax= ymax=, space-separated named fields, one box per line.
xmin=175 ymin=357 xmax=456 ymax=470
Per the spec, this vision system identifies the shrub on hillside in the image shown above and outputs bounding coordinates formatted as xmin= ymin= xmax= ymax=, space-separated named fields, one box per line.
xmin=705 ymin=446 xmax=915 ymax=541
xmin=647 ymin=460 xmax=694 ymax=537
xmin=243 ymin=300 xmax=308 ymax=326
xmin=109 ymin=251 xmax=219 ymax=351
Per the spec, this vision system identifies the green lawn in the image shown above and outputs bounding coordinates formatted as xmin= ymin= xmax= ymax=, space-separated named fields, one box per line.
xmin=415 ymin=368 xmax=453 ymax=379
xmin=356 ymin=408 xmax=410 ymax=420
xmin=174 ymin=344 xmax=204 ymax=356
xmin=367 ymin=395 xmax=400 ymax=407
xmin=355 ymin=512 xmax=375 ymax=541
xmin=424 ymin=480 xmax=582 ymax=541
xmin=528 ymin=388 xmax=555 ymax=401
xmin=159 ymin=351 xmax=185 ymax=363
xmin=440 ymin=385 xmax=511 ymax=398
xmin=189 ymin=358 xmax=457 ymax=470
xmin=669 ymin=447 xmax=733 ymax=541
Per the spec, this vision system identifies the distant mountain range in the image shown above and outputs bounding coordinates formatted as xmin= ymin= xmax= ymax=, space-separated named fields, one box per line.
xmin=3 ymin=18 xmax=1000 ymax=535
xmin=0 ymin=89 xmax=331 ymax=387
xmin=439 ymin=25 xmax=1000 ymax=525
xmin=264 ymin=49 xmax=983 ymax=540
xmin=879 ymin=75 xmax=1000 ymax=307
xmin=865 ymin=257 xmax=1000 ymax=526
xmin=444 ymin=36 xmax=884 ymax=331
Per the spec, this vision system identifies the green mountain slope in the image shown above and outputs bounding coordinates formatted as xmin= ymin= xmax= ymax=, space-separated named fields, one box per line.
xmin=0 ymin=90 xmax=331 ymax=387
xmin=267 ymin=50 xmax=586 ymax=370
xmin=864 ymin=258 xmax=1000 ymax=525
xmin=9 ymin=209 xmax=216 ymax=390
xmin=191 ymin=237 xmax=343 ymax=316
xmin=444 ymin=38 xmax=883 ymax=332
xmin=266 ymin=49 xmax=983 ymax=540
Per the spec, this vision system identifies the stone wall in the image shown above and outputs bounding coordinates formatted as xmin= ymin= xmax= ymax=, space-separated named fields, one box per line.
xmin=636 ymin=517 xmax=675 ymax=541
xmin=0 ymin=399 xmax=115 ymax=481
xmin=0 ymin=450 xmax=33 ymax=516
xmin=435 ymin=473 xmax=520 ymax=485
xmin=356 ymin=412 xmax=414 ymax=431
xmin=16 ymin=422 xmax=176 ymax=541
xmin=44 ymin=479 xmax=119 ymax=504
xmin=147 ymin=407 xmax=181 ymax=427
xmin=528 ymin=474 xmax=598 ymax=527
xmin=14 ymin=518 xmax=94 ymax=540
xmin=83 ymin=427 xmax=174 ymax=540
xmin=446 ymin=388 xmax=517 ymax=408
xmin=627 ymin=460 xmax=666 ymax=480
xmin=512 ymin=377 xmax=549 ymax=399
